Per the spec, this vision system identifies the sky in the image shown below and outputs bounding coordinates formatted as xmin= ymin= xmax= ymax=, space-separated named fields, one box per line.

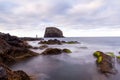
xmin=0 ymin=0 xmax=120 ymax=37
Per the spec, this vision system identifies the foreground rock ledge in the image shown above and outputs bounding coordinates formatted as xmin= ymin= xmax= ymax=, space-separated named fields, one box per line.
xmin=0 ymin=32 xmax=39 ymax=65
xmin=0 ymin=63 xmax=30 ymax=80
xmin=0 ymin=32 xmax=39 ymax=80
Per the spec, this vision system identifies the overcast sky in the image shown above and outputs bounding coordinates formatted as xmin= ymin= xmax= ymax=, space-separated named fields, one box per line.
xmin=0 ymin=0 xmax=120 ymax=37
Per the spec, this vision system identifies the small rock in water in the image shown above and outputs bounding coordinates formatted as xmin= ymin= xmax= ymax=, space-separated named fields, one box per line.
xmin=41 ymin=48 xmax=62 ymax=55
xmin=41 ymin=48 xmax=72 ymax=55
xmin=62 ymin=49 xmax=72 ymax=53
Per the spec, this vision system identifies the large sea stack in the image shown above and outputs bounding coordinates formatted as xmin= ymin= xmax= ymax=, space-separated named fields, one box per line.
xmin=44 ymin=27 xmax=64 ymax=37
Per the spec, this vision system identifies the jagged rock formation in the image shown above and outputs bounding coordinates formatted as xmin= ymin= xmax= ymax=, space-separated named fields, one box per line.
xmin=0 ymin=33 xmax=38 ymax=65
xmin=44 ymin=27 xmax=64 ymax=37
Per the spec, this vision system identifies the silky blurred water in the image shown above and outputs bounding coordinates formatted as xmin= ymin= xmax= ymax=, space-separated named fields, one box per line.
xmin=11 ymin=37 xmax=120 ymax=80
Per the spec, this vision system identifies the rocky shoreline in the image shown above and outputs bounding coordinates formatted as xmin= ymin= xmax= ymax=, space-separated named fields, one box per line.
xmin=1 ymin=31 xmax=120 ymax=80
xmin=0 ymin=32 xmax=39 ymax=80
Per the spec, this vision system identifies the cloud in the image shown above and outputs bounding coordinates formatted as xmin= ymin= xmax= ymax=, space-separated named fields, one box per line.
xmin=0 ymin=0 xmax=120 ymax=37
xmin=68 ymin=0 xmax=104 ymax=14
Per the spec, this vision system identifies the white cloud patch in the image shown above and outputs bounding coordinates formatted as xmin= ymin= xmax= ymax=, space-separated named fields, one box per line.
xmin=68 ymin=0 xmax=104 ymax=14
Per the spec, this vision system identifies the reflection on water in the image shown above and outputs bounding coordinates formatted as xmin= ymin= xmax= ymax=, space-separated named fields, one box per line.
xmin=11 ymin=38 xmax=120 ymax=80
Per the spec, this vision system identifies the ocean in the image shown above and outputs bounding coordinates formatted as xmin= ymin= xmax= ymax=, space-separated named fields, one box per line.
xmin=11 ymin=37 xmax=120 ymax=80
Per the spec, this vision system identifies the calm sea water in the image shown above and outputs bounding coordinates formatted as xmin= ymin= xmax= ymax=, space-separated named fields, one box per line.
xmin=11 ymin=37 xmax=120 ymax=80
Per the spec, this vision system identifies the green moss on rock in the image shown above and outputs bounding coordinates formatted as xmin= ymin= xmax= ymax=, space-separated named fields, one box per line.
xmin=106 ymin=52 xmax=115 ymax=57
xmin=116 ymin=56 xmax=120 ymax=59
xmin=97 ymin=56 xmax=103 ymax=63
xmin=62 ymin=49 xmax=72 ymax=53
xmin=93 ymin=51 xmax=101 ymax=58
xmin=93 ymin=51 xmax=103 ymax=64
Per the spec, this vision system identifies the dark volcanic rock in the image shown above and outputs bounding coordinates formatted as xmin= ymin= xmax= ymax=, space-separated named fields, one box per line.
xmin=0 ymin=38 xmax=11 ymax=54
xmin=93 ymin=51 xmax=117 ymax=76
xmin=7 ymin=47 xmax=38 ymax=60
xmin=0 ymin=66 xmax=7 ymax=79
xmin=41 ymin=48 xmax=62 ymax=55
xmin=0 ymin=33 xmax=31 ymax=48
xmin=62 ymin=49 xmax=72 ymax=53
xmin=44 ymin=27 xmax=63 ymax=37
xmin=39 ymin=39 xmax=79 ymax=45
xmin=0 ymin=54 xmax=16 ymax=65
xmin=0 ymin=32 xmax=38 ymax=64
xmin=0 ymin=63 xmax=30 ymax=80
xmin=39 ymin=39 xmax=62 ymax=45
xmin=0 ymin=32 xmax=38 ymax=80
xmin=41 ymin=48 xmax=72 ymax=55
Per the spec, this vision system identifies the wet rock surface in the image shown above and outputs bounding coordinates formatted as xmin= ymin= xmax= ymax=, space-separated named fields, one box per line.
xmin=44 ymin=27 xmax=64 ymax=37
xmin=0 ymin=32 xmax=38 ymax=64
xmin=39 ymin=39 xmax=79 ymax=45
xmin=93 ymin=51 xmax=117 ymax=76
xmin=41 ymin=48 xmax=72 ymax=55
xmin=62 ymin=49 xmax=72 ymax=53
xmin=0 ymin=63 xmax=30 ymax=80
xmin=41 ymin=48 xmax=62 ymax=55
xmin=39 ymin=39 xmax=62 ymax=45
xmin=0 ymin=32 xmax=39 ymax=80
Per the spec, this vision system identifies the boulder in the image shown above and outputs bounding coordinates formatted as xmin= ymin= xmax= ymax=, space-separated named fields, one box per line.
xmin=41 ymin=48 xmax=72 ymax=55
xmin=41 ymin=48 xmax=62 ymax=55
xmin=62 ymin=49 xmax=72 ymax=53
xmin=44 ymin=27 xmax=63 ymax=37
xmin=93 ymin=51 xmax=117 ymax=75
